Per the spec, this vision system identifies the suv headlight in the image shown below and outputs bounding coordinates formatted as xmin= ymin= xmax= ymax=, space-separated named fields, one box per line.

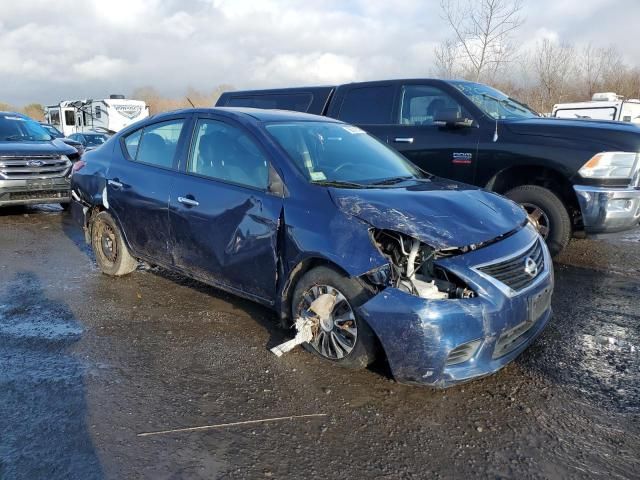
xmin=578 ymin=152 xmax=639 ymax=181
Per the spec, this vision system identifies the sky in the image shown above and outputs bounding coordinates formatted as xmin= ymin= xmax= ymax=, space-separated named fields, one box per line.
xmin=1 ymin=0 xmax=638 ymax=106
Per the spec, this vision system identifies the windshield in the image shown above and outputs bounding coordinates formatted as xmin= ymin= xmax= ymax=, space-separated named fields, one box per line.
xmin=42 ymin=124 xmax=64 ymax=138
xmin=0 ymin=114 xmax=52 ymax=141
xmin=450 ymin=82 xmax=539 ymax=120
xmin=85 ymin=134 xmax=108 ymax=146
xmin=265 ymin=121 xmax=427 ymax=186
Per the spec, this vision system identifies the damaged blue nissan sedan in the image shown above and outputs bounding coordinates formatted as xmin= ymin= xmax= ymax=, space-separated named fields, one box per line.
xmin=70 ymin=107 xmax=553 ymax=387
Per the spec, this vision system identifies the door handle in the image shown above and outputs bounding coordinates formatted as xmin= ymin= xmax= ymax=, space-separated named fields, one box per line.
xmin=393 ymin=137 xmax=414 ymax=144
xmin=178 ymin=196 xmax=199 ymax=207
xmin=107 ymin=179 xmax=124 ymax=189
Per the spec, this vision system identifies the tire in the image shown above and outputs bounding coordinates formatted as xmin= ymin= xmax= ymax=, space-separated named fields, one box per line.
xmin=291 ymin=266 xmax=378 ymax=369
xmin=505 ymin=185 xmax=571 ymax=257
xmin=90 ymin=211 xmax=138 ymax=276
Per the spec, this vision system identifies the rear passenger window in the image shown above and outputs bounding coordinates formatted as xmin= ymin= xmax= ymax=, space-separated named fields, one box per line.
xmin=337 ymin=86 xmax=394 ymax=124
xmin=188 ymin=119 xmax=269 ymax=190
xmin=125 ymin=119 xmax=185 ymax=169
xmin=225 ymin=94 xmax=313 ymax=112
xmin=124 ymin=130 xmax=141 ymax=159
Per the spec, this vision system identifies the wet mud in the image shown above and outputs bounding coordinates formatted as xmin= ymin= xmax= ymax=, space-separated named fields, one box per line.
xmin=0 ymin=205 xmax=638 ymax=479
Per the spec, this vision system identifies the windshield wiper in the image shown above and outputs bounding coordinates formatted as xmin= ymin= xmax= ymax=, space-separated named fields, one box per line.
xmin=369 ymin=176 xmax=415 ymax=186
xmin=481 ymin=93 xmax=529 ymax=115
xmin=311 ymin=179 xmax=366 ymax=189
xmin=507 ymin=97 xmax=539 ymax=116
xmin=4 ymin=135 xmax=25 ymax=141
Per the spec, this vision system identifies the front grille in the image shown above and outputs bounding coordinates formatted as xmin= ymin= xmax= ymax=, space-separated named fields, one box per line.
xmin=7 ymin=190 xmax=69 ymax=201
xmin=477 ymin=240 xmax=544 ymax=292
xmin=493 ymin=320 xmax=536 ymax=359
xmin=0 ymin=155 xmax=71 ymax=180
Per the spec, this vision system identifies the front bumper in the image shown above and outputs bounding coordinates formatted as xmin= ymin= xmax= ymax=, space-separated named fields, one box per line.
xmin=574 ymin=185 xmax=640 ymax=234
xmin=0 ymin=177 xmax=70 ymax=207
xmin=358 ymin=225 xmax=553 ymax=388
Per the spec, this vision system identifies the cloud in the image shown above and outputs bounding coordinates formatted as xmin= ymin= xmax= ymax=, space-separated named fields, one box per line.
xmin=0 ymin=0 xmax=638 ymax=105
xmin=72 ymin=55 xmax=128 ymax=79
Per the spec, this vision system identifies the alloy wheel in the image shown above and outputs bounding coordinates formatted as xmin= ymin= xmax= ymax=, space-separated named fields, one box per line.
xmin=298 ymin=284 xmax=357 ymax=360
xmin=522 ymin=202 xmax=551 ymax=239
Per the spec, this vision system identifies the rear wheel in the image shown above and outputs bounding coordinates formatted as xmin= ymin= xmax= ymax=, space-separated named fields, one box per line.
xmin=90 ymin=211 xmax=138 ymax=276
xmin=291 ymin=266 xmax=378 ymax=369
xmin=505 ymin=185 xmax=571 ymax=257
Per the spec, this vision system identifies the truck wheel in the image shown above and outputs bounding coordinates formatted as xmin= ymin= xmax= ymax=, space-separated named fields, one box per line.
xmin=90 ymin=211 xmax=138 ymax=276
xmin=291 ymin=266 xmax=378 ymax=369
xmin=505 ymin=185 xmax=571 ymax=257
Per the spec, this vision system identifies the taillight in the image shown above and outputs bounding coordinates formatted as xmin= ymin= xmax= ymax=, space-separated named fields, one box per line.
xmin=71 ymin=160 xmax=86 ymax=174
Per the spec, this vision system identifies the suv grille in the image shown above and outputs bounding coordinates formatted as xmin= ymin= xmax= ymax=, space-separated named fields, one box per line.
xmin=477 ymin=240 xmax=544 ymax=292
xmin=0 ymin=155 xmax=71 ymax=180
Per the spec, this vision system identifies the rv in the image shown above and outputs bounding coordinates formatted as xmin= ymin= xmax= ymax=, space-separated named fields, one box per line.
xmin=45 ymin=95 xmax=149 ymax=137
xmin=552 ymin=92 xmax=640 ymax=124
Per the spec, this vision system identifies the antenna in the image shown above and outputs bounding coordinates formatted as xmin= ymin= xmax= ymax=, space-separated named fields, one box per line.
xmin=493 ymin=118 xmax=499 ymax=142
xmin=186 ymin=97 xmax=195 ymax=108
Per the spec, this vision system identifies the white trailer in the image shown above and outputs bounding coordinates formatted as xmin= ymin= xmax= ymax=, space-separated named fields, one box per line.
xmin=45 ymin=95 xmax=149 ymax=137
xmin=552 ymin=92 xmax=640 ymax=124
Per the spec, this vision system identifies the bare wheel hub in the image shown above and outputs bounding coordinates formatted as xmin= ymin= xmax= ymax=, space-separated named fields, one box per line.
xmin=298 ymin=284 xmax=357 ymax=360
xmin=99 ymin=224 xmax=118 ymax=263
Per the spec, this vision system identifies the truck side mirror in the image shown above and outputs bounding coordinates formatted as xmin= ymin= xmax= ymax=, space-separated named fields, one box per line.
xmin=434 ymin=108 xmax=474 ymax=128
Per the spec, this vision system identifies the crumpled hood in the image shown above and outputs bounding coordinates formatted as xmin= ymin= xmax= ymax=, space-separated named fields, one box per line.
xmin=329 ymin=181 xmax=526 ymax=250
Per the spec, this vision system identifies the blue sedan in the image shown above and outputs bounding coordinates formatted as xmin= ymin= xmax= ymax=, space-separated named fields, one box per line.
xmin=70 ymin=107 xmax=553 ymax=387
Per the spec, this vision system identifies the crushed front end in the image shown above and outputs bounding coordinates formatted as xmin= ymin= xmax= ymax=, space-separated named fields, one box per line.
xmin=358 ymin=223 xmax=553 ymax=387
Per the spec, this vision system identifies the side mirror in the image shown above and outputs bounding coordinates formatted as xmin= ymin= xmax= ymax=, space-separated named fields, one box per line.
xmin=434 ymin=108 xmax=474 ymax=128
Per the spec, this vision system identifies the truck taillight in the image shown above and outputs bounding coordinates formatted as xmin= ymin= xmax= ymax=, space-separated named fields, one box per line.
xmin=71 ymin=160 xmax=86 ymax=174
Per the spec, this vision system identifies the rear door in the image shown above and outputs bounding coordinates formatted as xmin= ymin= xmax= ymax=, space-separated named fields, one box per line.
xmin=382 ymin=83 xmax=481 ymax=184
xmin=168 ymin=114 xmax=283 ymax=303
xmin=327 ymin=83 xmax=398 ymax=143
xmin=106 ymin=115 xmax=192 ymax=265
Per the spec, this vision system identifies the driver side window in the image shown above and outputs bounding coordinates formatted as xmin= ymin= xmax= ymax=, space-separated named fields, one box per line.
xmin=188 ymin=119 xmax=269 ymax=190
xmin=399 ymin=85 xmax=470 ymax=126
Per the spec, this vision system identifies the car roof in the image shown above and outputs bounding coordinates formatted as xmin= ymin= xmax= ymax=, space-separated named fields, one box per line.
xmin=151 ymin=107 xmax=341 ymax=123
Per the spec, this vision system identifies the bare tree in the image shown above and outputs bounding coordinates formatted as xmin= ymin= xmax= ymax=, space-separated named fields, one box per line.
xmin=436 ymin=0 xmax=524 ymax=82
xmin=532 ymin=39 xmax=575 ymax=112
xmin=433 ymin=39 xmax=459 ymax=79
xmin=131 ymin=85 xmax=234 ymax=114
xmin=580 ymin=44 xmax=623 ymax=98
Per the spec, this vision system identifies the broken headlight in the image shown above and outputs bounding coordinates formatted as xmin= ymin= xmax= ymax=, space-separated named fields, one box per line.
xmin=369 ymin=229 xmax=475 ymax=300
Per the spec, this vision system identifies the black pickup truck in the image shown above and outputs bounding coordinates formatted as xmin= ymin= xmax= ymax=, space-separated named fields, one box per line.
xmin=216 ymin=79 xmax=640 ymax=255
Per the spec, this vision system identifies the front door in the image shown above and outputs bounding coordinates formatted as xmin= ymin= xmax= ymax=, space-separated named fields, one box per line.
xmin=384 ymin=84 xmax=482 ymax=185
xmin=106 ymin=116 xmax=191 ymax=265
xmin=168 ymin=116 xmax=282 ymax=303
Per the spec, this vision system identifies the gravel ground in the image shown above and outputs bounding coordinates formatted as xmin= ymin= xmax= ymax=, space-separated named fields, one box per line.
xmin=0 ymin=205 xmax=638 ymax=479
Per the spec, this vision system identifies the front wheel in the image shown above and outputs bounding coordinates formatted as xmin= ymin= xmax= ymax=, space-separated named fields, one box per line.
xmin=90 ymin=211 xmax=138 ymax=276
xmin=291 ymin=266 xmax=378 ymax=369
xmin=505 ymin=185 xmax=571 ymax=257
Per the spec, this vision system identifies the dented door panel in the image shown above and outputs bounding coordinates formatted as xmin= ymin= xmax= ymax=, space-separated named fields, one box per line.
xmin=169 ymin=175 xmax=282 ymax=302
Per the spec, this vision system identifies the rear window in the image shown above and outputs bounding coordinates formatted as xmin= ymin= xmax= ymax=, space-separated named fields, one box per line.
xmin=337 ymin=86 xmax=395 ymax=125
xmin=225 ymin=93 xmax=313 ymax=112
xmin=554 ymin=107 xmax=617 ymax=121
